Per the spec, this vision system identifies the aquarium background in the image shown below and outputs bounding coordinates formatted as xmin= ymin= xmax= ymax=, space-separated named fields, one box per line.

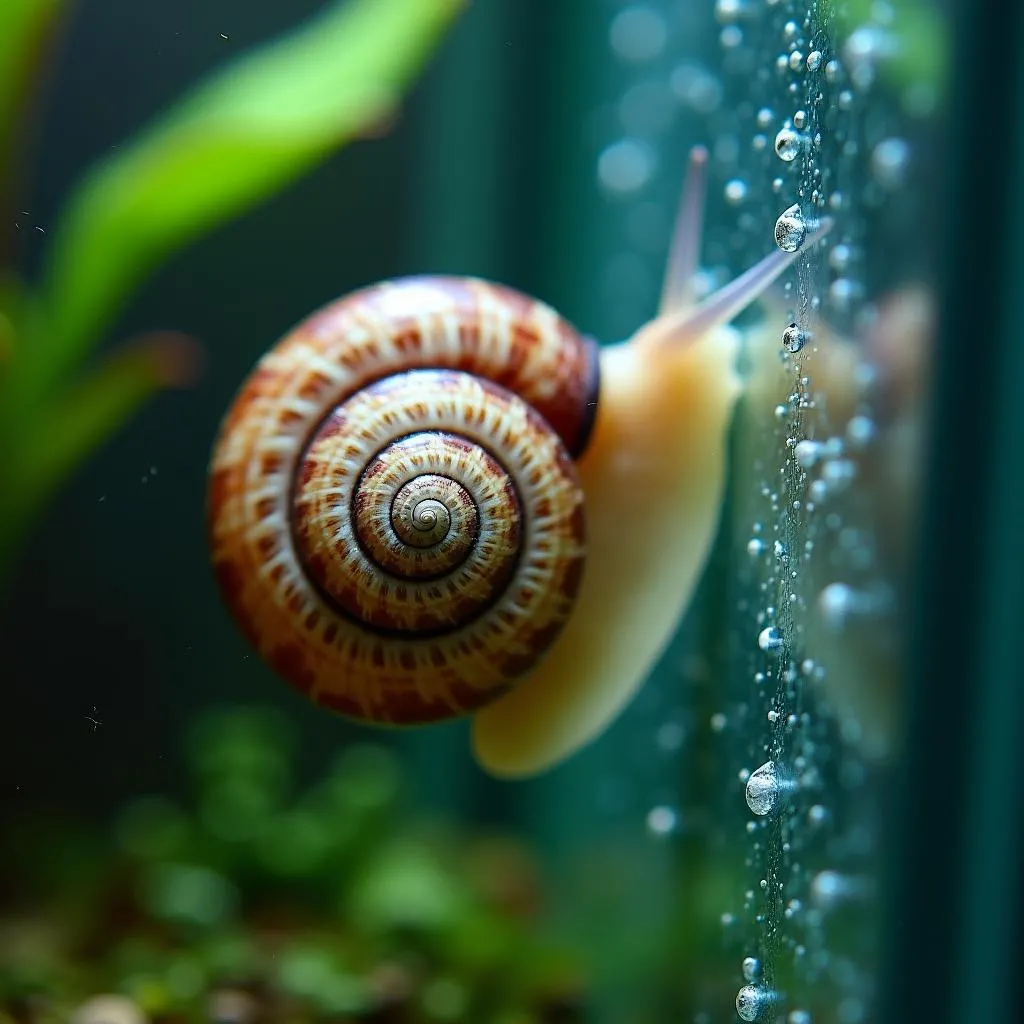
xmin=2 ymin=2 xmax=1019 ymax=1023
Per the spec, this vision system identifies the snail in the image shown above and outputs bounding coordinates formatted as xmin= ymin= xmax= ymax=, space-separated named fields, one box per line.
xmin=207 ymin=147 xmax=830 ymax=778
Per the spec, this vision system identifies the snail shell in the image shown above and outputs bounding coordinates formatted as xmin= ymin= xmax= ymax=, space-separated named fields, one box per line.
xmin=208 ymin=277 xmax=598 ymax=724
xmin=208 ymin=148 xmax=830 ymax=777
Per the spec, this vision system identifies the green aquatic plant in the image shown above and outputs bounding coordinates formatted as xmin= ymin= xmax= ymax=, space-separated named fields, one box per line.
xmin=0 ymin=0 xmax=464 ymax=579
xmin=0 ymin=706 xmax=586 ymax=1021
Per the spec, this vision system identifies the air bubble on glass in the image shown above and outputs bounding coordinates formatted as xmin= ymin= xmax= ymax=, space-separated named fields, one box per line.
xmin=646 ymin=804 xmax=678 ymax=836
xmin=609 ymin=6 xmax=667 ymax=63
xmin=736 ymin=985 xmax=776 ymax=1021
xmin=829 ymin=242 xmax=854 ymax=271
xmin=618 ymin=80 xmax=675 ymax=136
xmin=720 ymin=25 xmax=744 ymax=48
xmin=597 ymin=139 xmax=656 ymax=194
xmin=783 ymin=323 xmax=811 ymax=353
xmin=829 ymin=276 xmax=864 ymax=310
xmin=745 ymin=760 xmax=796 ymax=815
xmin=725 ymin=179 xmax=749 ymax=204
xmin=811 ymin=869 xmax=865 ymax=909
xmin=794 ymin=439 xmax=822 ymax=468
xmin=775 ymin=127 xmax=801 ymax=162
xmin=670 ymin=62 xmax=723 ymax=113
xmin=817 ymin=582 xmax=880 ymax=629
xmin=656 ymin=720 xmax=685 ymax=752
xmin=774 ymin=204 xmax=806 ymax=252
xmin=820 ymin=458 xmax=857 ymax=491
xmin=742 ymin=956 xmax=762 ymax=983
xmin=846 ymin=415 xmax=877 ymax=447
xmin=715 ymin=0 xmax=748 ymax=23
xmin=871 ymin=137 xmax=911 ymax=189
xmin=843 ymin=25 xmax=899 ymax=89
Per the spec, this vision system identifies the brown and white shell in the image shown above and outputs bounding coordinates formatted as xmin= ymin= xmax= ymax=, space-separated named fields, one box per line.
xmin=207 ymin=148 xmax=832 ymax=778
xmin=207 ymin=276 xmax=598 ymax=724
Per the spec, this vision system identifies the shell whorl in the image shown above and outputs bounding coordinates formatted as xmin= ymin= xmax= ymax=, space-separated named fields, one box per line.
xmin=207 ymin=276 xmax=597 ymax=724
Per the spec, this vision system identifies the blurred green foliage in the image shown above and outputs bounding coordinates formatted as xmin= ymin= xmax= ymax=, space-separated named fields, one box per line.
xmin=0 ymin=707 xmax=586 ymax=1022
xmin=837 ymin=0 xmax=948 ymax=98
xmin=0 ymin=0 xmax=464 ymax=579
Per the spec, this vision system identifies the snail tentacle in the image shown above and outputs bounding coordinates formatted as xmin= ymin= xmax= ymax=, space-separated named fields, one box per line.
xmin=660 ymin=145 xmax=710 ymax=315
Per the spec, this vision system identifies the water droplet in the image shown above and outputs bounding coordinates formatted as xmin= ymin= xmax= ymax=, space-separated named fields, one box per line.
xmin=646 ymin=805 xmax=678 ymax=835
xmin=720 ymin=24 xmax=744 ymax=48
xmin=829 ymin=242 xmax=854 ymax=271
xmin=789 ymin=1012 xmax=813 ymax=1024
xmin=819 ymin=583 xmax=856 ymax=627
xmin=793 ymin=109 xmax=808 ymax=130
xmin=609 ymin=6 xmax=667 ymax=63
xmin=742 ymin=956 xmax=762 ymax=982
xmin=725 ymin=178 xmax=749 ymax=204
xmin=598 ymin=139 xmax=656 ymax=193
xmin=748 ymin=537 xmax=766 ymax=557
xmin=745 ymin=760 xmax=794 ymax=815
xmin=871 ymin=136 xmax=911 ymax=189
xmin=656 ymin=721 xmax=685 ymax=751
xmin=794 ymin=439 xmax=821 ymax=468
xmin=756 ymin=106 xmax=774 ymax=128
xmin=829 ymin=276 xmax=864 ymax=309
xmin=715 ymin=0 xmax=746 ymax=22
xmin=811 ymin=869 xmax=858 ymax=908
xmin=670 ymin=62 xmax=723 ymax=114
xmin=618 ymin=80 xmax=675 ymax=136
xmin=757 ymin=626 xmax=783 ymax=651
xmin=821 ymin=458 xmax=857 ymax=490
xmin=782 ymin=322 xmax=810 ymax=352
xmin=846 ymin=415 xmax=877 ymax=447
xmin=774 ymin=127 xmax=801 ymax=161
xmin=806 ymin=50 xmax=822 ymax=71
xmin=774 ymin=204 xmax=806 ymax=252
xmin=789 ymin=50 xmax=805 ymax=71
xmin=736 ymin=985 xmax=773 ymax=1021
xmin=710 ymin=712 xmax=728 ymax=732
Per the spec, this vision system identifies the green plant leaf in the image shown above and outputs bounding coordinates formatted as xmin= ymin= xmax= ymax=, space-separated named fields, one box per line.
xmin=28 ymin=0 xmax=464 ymax=401
xmin=0 ymin=0 xmax=66 ymax=227
xmin=2 ymin=331 xmax=200 ymax=569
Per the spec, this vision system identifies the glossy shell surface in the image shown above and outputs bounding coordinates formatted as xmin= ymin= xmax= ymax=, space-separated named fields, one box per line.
xmin=207 ymin=276 xmax=597 ymax=724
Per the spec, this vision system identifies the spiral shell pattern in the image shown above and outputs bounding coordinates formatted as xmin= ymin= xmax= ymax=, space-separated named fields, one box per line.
xmin=208 ymin=277 xmax=597 ymax=724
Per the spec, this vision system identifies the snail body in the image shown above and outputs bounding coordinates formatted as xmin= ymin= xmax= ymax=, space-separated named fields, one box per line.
xmin=208 ymin=148 xmax=829 ymax=777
